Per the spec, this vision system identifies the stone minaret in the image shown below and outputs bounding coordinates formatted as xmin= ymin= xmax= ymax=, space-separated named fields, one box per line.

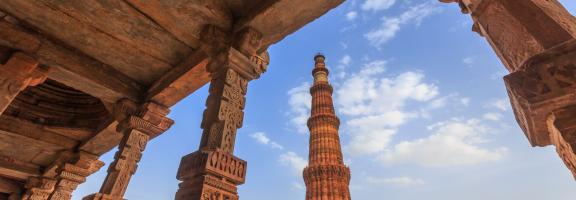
xmin=303 ymin=54 xmax=351 ymax=200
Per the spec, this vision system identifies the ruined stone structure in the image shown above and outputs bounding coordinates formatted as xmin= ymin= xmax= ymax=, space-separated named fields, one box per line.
xmin=303 ymin=55 xmax=351 ymax=200
xmin=0 ymin=1 xmax=343 ymax=199
xmin=441 ymin=0 xmax=576 ymax=178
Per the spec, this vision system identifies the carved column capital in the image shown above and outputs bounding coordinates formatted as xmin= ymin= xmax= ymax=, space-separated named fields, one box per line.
xmin=22 ymin=177 xmax=56 ymax=200
xmin=0 ymin=52 xmax=48 ymax=115
xmin=85 ymin=101 xmax=173 ymax=200
xmin=46 ymin=151 xmax=104 ymax=200
xmin=116 ymin=101 xmax=174 ymax=138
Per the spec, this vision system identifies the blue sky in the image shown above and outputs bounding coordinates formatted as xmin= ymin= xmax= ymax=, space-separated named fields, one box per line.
xmin=75 ymin=1 xmax=576 ymax=199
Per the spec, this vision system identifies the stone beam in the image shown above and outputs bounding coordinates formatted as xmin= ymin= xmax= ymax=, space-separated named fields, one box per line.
xmin=235 ymin=0 xmax=345 ymax=51
xmin=0 ymin=155 xmax=41 ymax=181
xmin=0 ymin=19 xmax=142 ymax=103
xmin=78 ymin=120 xmax=123 ymax=156
xmin=146 ymin=51 xmax=211 ymax=107
xmin=0 ymin=115 xmax=78 ymax=149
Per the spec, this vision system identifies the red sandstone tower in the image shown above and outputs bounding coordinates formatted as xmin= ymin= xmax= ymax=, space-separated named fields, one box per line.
xmin=303 ymin=54 xmax=351 ymax=200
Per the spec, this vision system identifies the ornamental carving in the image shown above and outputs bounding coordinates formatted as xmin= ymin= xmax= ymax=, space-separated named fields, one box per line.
xmin=200 ymin=69 xmax=248 ymax=153
xmin=84 ymin=101 xmax=173 ymax=200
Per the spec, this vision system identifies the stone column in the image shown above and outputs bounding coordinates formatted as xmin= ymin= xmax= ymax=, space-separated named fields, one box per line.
xmin=47 ymin=152 xmax=104 ymax=200
xmin=83 ymin=101 xmax=174 ymax=200
xmin=21 ymin=177 xmax=56 ymax=200
xmin=175 ymin=26 xmax=268 ymax=200
xmin=441 ymin=0 xmax=576 ymax=178
xmin=0 ymin=52 xmax=48 ymax=115
xmin=20 ymin=151 xmax=104 ymax=200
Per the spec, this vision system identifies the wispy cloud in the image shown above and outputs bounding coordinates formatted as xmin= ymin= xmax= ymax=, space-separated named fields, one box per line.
xmin=379 ymin=118 xmax=507 ymax=167
xmin=486 ymin=98 xmax=511 ymax=111
xmin=287 ymin=82 xmax=312 ymax=134
xmin=367 ymin=176 xmax=426 ymax=187
xmin=250 ymin=132 xmax=284 ymax=149
xmin=365 ymin=3 xmax=440 ymax=48
xmin=361 ymin=0 xmax=397 ymax=11
xmin=346 ymin=11 xmax=358 ymax=21
xmin=335 ymin=60 xmax=439 ymax=156
xmin=279 ymin=152 xmax=308 ymax=175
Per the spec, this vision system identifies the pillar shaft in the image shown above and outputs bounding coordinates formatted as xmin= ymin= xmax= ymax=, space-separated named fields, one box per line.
xmin=83 ymin=101 xmax=174 ymax=200
xmin=175 ymin=26 xmax=268 ymax=200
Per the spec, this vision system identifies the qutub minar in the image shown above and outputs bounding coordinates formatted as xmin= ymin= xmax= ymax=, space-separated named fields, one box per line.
xmin=303 ymin=54 xmax=351 ymax=200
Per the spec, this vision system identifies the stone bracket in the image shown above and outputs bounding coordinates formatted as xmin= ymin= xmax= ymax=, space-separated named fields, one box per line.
xmin=504 ymin=44 xmax=576 ymax=146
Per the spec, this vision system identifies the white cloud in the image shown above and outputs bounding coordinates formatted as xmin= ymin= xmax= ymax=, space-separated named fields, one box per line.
xmin=336 ymin=60 xmax=439 ymax=156
xmin=367 ymin=176 xmax=426 ymax=187
xmin=337 ymin=61 xmax=438 ymax=116
xmin=460 ymin=97 xmax=470 ymax=106
xmin=279 ymin=152 xmax=308 ymax=174
xmin=291 ymin=182 xmax=305 ymax=191
xmin=490 ymin=70 xmax=508 ymax=80
xmin=463 ymin=56 xmax=475 ymax=66
xmin=346 ymin=11 xmax=358 ymax=21
xmin=487 ymin=98 xmax=510 ymax=111
xmin=379 ymin=119 xmax=507 ymax=167
xmin=335 ymin=55 xmax=353 ymax=79
xmin=340 ymin=55 xmax=352 ymax=66
xmin=346 ymin=111 xmax=414 ymax=155
xmin=287 ymin=82 xmax=312 ymax=134
xmin=250 ymin=132 xmax=283 ymax=149
xmin=365 ymin=3 xmax=439 ymax=48
xmin=362 ymin=0 xmax=397 ymax=11
xmin=483 ymin=113 xmax=502 ymax=121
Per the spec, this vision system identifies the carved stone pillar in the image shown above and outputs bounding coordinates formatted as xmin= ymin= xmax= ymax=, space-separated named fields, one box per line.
xmin=20 ymin=151 xmax=104 ymax=200
xmin=83 ymin=101 xmax=174 ymax=200
xmin=21 ymin=178 xmax=56 ymax=200
xmin=47 ymin=152 xmax=104 ymax=200
xmin=175 ymin=26 xmax=268 ymax=200
xmin=441 ymin=0 xmax=576 ymax=178
xmin=0 ymin=52 xmax=47 ymax=115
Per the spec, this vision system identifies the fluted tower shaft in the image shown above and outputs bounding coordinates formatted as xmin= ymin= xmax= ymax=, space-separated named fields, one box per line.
xmin=303 ymin=54 xmax=351 ymax=200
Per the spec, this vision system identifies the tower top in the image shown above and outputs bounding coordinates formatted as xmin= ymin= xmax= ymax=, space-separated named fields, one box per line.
xmin=314 ymin=53 xmax=325 ymax=63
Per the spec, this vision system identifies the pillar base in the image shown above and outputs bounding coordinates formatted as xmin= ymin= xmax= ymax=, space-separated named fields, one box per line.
xmin=175 ymin=150 xmax=246 ymax=200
